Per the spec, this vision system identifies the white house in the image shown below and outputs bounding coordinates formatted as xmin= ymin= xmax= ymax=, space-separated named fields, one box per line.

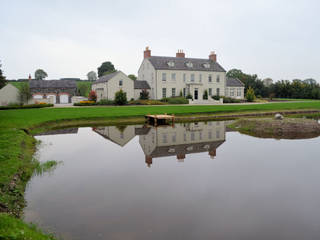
xmin=92 ymin=71 xmax=134 ymax=101
xmin=0 ymin=83 xmax=20 ymax=106
xmin=225 ymin=77 xmax=245 ymax=99
xmin=138 ymin=47 xmax=232 ymax=100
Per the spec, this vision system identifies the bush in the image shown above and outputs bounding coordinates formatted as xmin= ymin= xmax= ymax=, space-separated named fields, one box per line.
xmin=88 ymin=90 xmax=97 ymax=102
xmin=186 ymin=94 xmax=193 ymax=99
xmin=73 ymin=101 xmax=96 ymax=106
xmin=167 ymin=97 xmax=189 ymax=104
xmin=96 ymin=99 xmax=114 ymax=105
xmin=129 ymin=99 xmax=165 ymax=105
xmin=246 ymin=87 xmax=256 ymax=102
xmin=211 ymin=95 xmax=220 ymax=101
xmin=139 ymin=89 xmax=149 ymax=100
xmin=0 ymin=103 xmax=53 ymax=110
xmin=203 ymin=90 xmax=208 ymax=100
xmin=114 ymin=90 xmax=127 ymax=105
xmin=222 ymin=97 xmax=241 ymax=103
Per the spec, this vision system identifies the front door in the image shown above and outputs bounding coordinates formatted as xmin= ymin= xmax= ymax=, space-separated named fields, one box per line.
xmin=194 ymin=88 xmax=198 ymax=100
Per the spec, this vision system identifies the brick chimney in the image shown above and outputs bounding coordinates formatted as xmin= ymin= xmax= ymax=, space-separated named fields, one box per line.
xmin=28 ymin=74 xmax=32 ymax=80
xmin=145 ymin=155 xmax=153 ymax=167
xmin=144 ymin=46 xmax=151 ymax=59
xmin=176 ymin=49 xmax=185 ymax=58
xmin=209 ymin=149 xmax=216 ymax=159
xmin=209 ymin=51 xmax=217 ymax=62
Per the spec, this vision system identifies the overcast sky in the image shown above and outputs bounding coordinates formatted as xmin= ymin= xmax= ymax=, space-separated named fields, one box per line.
xmin=1 ymin=0 xmax=319 ymax=81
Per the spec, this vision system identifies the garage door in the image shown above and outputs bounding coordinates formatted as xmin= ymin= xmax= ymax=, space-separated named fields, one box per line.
xmin=60 ymin=94 xmax=69 ymax=104
xmin=33 ymin=95 xmax=43 ymax=100
xmin=47 ymin=95 xmax=56 ymax=104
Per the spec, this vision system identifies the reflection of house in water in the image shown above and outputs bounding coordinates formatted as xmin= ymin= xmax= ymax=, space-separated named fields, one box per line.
xmin=93 ymin=125 xmax=149 ymax=147
xmin=139 ymin=121 xmax=226 ymax=167
xmin=35 ymin=128 xmax=79 ymax=136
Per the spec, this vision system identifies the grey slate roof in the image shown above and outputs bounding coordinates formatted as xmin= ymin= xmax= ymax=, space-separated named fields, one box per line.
xmin=147 ymin=56 xmax=226 ymax=72
xmin=134 ymin=80 xmax=151 ymax=89
xmin=226 ymin=77 xmax=245 ymax=87
xmin=29 ymin=79 xmax=76 ymax=89
xmin=94 ymin=71 xmax=119 ymax=84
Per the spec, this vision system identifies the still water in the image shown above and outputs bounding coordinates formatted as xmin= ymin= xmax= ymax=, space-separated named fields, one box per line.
xmin=24 ymin=121 xmax=320 ymax=240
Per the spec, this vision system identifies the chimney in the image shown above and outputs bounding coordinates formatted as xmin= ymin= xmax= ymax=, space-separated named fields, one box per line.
xmin=145 ymin=155 xmax=153 ymax=167
xmin=144 ymin=46 xmax=151 ymax=59
xmin=177 ymin=154 xmax=185 ymax=162
xmin=28 ymin=74 xmax=32 ymax=80
xmin=209 ymin=51 xmax=217 ymax=62
xmin=209 ymin=149 xmax=216 ymax=159
xmin=176 ymin=49 xmax=185 ymax=58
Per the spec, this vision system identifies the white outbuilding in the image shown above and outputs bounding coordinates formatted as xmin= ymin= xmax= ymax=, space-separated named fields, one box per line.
xmin=0 ymin=83 xmax=20 ymax=106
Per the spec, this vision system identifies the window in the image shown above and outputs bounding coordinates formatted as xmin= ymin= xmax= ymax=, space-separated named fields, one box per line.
xmin=184 ymin=133 xmax=187 ymax=142
xmin=119 ymin=80 xmax=123 ymax=86
xmin=191 ymin=74 xmax=195 ymax=82
xmin=183 ymin=88 xmax=186 ymax=97
xmin=216 ymin=88 xmax=220 ymax=96
xmin=171 ymin=73 xmax=176 ymax=81
xmin=203 ymin=63 xmax=210 ymax=68
xmin=172 ymin=133 xmax=176 ymax=143
xmin=208 ymin=131 xmax=212 ymax=139
xmin=162 ymin=88 xmax=166 ymax=98
xmin=172 ymin=88 xmax=176 ymax=97
xmin=209 ymin=88 xmax=212 ymax=96
xmin=199 ymin=74 xmax=202 ymax=82
xmin=216 ymin=130 xmax=220 ymax=138
xmin=237 ymin=88 xmax=242 ymax=96
xmin=199 ymin=132 xmax=202 ymax=140
xmin=230 ymin=88 xmax=235 ymax=96
xmin=216 ymin=75 xmax=220 ymax=82
xmin=162 ymin=73 xmax=166 ymax=81
xmin=191 ymin=132 xmax=195 ymax=141
xmin=162 ymin=133 xmax=167 ymax=143
xmin=183 ymin=73 xmax=186 ymax=82
xmin=208 ymin=74 xmax=212 ymax=82
xmin=167 ymin=61 xmax=175 ymax=67
xmin=186 ymin=62 xmax=193 ymax=68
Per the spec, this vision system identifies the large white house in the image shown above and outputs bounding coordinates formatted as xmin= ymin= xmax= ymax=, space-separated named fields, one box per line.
xmin=138 ymin=47 xmax=244 ymax=100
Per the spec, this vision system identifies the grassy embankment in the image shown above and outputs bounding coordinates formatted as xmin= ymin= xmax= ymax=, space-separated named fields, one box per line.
xmin=1 ymin=101 xmax=320 ymax=239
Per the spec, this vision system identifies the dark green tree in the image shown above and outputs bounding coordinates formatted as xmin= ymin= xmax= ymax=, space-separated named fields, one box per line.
xmin=114 ymin=90 xmax=127 ymax=105
xmin=0 ymin=61 xmax=7 ymax=89
xmin=34 ymin=69 xmax=48 ymax=80
xmin=19 ymin=82 xmax=32 ymax=104
xmin=139 ymin=89 xmax=149 ymax=100
xmin=128 ymin=74 xmax=137 ymax=80
xmin=97 ymin=61 xmax=115 ymax=77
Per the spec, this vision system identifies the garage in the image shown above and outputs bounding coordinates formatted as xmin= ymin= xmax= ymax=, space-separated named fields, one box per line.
xmin=47 ymin=94 xmax=56 ymax=104
xmin=59 ymin=94 xmax=69 ymax=104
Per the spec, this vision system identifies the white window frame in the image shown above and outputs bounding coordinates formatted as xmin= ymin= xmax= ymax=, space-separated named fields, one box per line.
xmin=162 ymin=73 xmax=166 ymax=81
xmin=216 ymin=75 xmax=220 ymax=82
xmin=172 ymin=88 xmax=176 ymax=97
xmin=209 ymin=88 xmax=212 ymax=96
xmin=162 ymin=88 xmax=166 ymax=98
xmin=191 ymin=74 xmax=195 ymax=82
xmin=171 ymin=73 xmax=176 ymax=81
xmin=208 ymin=74 xmax=212 ymax=83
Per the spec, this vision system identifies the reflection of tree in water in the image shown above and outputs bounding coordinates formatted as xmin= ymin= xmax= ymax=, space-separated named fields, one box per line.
xmin=115 ymin=125 xmax=127 ymax=133
xmin=34 ymin=160 xmax=62 ymax=176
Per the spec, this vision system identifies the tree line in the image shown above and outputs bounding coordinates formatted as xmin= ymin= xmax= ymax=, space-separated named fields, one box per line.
xmin=227 ymin=69 xmax=320 ymax=99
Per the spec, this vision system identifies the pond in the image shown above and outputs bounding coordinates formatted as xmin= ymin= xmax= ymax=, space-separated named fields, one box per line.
xmin=24 ymin=121 xmax=320 ymax=240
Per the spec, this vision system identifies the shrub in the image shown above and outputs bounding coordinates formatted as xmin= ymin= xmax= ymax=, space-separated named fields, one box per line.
xmin=139 ymin=89 xmax=149 ymax=100
xmin=96 ymin=99 xmax=114 ymax=105
xmin=114 ymin=90 xmax=127 ymax=105
xmin=211 ymin=95 xmax=220 ymax=101
xmin=203 ymin=90 xmax=208 ymax=100
xmin=129 ymin=99 xmax=165 ymax=105
xmin=246 ymin=87 xmax=256 ymax=102
xmin=0 ymin=103 xmax=53 ymax=110
xmin=88 ymin=90 xmax=97 ymax=102
xmin=186 ymin=93 xmax=193 ymax=99
xmin=80 ymin=100 xmax=95 ymax=104
xmin=222 ymin=97 xmax=241 ymax=103
xmin=167 ymin=97 xmax=189 ymax=104
xmin=73 ymin=101 xmax=96 ymax=106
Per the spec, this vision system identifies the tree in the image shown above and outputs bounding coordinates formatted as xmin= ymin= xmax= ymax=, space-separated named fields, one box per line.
xmin=203 ymin=89 xmax=208 ymax=100
xmin=19 ymin=82 xmax=32 ymax=104
xmin=97 ymin=61 xmax=115 ymax=77
xmin=128 ymin=74 xmax=137 ymax=81
xmin=0 ymin=61 xmax=7 ymax=89
xmin=77 ymin=82 xmax=90 ymax=97
xmin=114 ymin=90 xmax=127 ymax=105
xmin=88 ymin=90 xmax=97 ymax=102
xmin=139 ymin=89 xmax=149 ymax=100
xmin=34 ymin=69 xmax=48 ymax=80
xmin=87 ymin=71 xmax=97 ymax=81
xmin=246 ymin=87 xmax=256 ymax=102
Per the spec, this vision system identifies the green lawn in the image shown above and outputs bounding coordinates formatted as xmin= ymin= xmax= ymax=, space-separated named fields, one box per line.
xmin=1 ymin=101 xmax=320 ymax=239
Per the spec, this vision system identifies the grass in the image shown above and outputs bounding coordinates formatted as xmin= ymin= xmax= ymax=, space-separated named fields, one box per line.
xmin=0 ymin=101 xmax=320 ymax=238
xmin=0 ymin=213 xmax=55 ymax=240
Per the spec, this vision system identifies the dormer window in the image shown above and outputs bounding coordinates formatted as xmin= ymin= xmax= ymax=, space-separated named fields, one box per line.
xmin=203 ymin=63 xmax=210 ymax=69
xmin=185 ymin=62 xmax=193 ymax=68
xmin=167 ymin=61 xmax=175 ymax=67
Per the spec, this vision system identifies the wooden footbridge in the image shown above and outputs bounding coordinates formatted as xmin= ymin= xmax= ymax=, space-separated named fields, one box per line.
xmin=145 ymin=114 xmax=175 ymax=126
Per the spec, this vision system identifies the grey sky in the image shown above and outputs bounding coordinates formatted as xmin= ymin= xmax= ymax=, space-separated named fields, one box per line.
xmin=1 ymin=0 xmax=319 ymax=81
